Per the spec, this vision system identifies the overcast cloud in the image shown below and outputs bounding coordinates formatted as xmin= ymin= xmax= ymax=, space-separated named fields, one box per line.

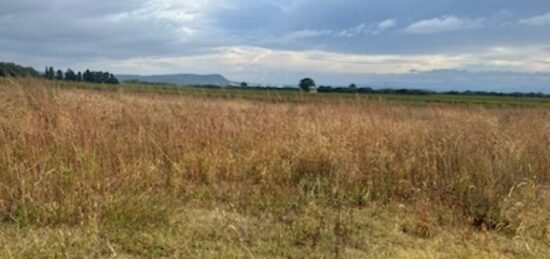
xmin=1 ymin=0 xmax=550 ymax=91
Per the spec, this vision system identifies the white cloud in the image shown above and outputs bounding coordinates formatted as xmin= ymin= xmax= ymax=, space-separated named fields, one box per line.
xmin=519 ymin=12 xmax=550 ymax=26
xmin=373 ymin=19 xmax=397 ymax=34
xmin=96 ymin=46 xmax=468 ymax=76
xmin=105 ymin=0 xmax=216 ymax=39
xmin=269 ymin=29 xmax=333 ymax=43
xmin=278 ymin=29 xmax=332 ymax=43
xmin=337 ymin=23 xmax=366 ymax=37
xmin=5 ymin=0 xmax=550 ymax=88
xmin=405 ymin=16 xmax=483 ymax=34
xmin=264 ymin=0 xmax=301 ymax=13
xmin=91 ymin=45 xmax=550 ymax=84
xmin=337 ymin=19 xmax=396 ymax=37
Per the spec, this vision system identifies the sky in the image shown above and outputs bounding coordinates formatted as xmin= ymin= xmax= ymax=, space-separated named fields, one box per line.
xmin=2 ymin=0 xmax=550 ymax=92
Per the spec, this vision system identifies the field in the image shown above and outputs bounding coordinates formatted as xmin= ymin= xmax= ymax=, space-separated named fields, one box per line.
xmin=65 ymin=81 xmax=550 ymax=107
xmin=1 ymin=78 xmax=549 ymax=258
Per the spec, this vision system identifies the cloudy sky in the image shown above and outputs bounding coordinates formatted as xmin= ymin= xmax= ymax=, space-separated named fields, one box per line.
xmin=2 ymin=0 xmax=550 ymax=91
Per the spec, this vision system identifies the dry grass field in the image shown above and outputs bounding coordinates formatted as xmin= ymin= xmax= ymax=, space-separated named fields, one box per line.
xmin=1 ymin=78 xmax=549 ymax=258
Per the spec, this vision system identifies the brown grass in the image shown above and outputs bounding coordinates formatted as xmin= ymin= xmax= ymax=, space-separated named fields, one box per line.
xmin=1 ymin=78 xmax=549 ymax=257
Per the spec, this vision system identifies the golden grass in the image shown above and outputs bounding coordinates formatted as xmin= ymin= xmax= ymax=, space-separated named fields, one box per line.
xmin=0 ymin=78 xmax=549 ymax=257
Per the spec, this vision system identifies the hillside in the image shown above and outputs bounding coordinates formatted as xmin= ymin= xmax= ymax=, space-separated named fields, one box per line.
xmin=117 ymin=73 xmax=232 ymax=86
xmin=0 ymin=62 xmax=40 ymax=77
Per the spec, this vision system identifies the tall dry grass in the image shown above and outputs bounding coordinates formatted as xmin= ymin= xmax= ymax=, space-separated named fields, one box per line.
xmin=0 ymin=78 xmax=549 ymax=237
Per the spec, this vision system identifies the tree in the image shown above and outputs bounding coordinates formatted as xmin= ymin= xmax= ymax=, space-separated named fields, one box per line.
xmin=43 ymin=66 xmax=55 ymax=80
xmin=106 ymin=73 xmax=119 ymax=84
xmin=77 ymin=71 xmax=82 ymax=81
xmin=55 ymin=70 xmax=64 ymax=80
xmin=0 ymin=62 xmax=40 ymax=78
xmin=83 ymin=70 xmax=92 ymax=82
xmin=349 ymin=83 xmax=357 ymax=90
xmin=102 ymin=72 xmax=110 ymax=83
xmin=92 ymin=71 xmax=102 ymax=83
xmin=65 ymin=69 xmax=77 ymax=81
xmin=48 ymin=67 xmax=55 ymax=80
xmin=299 ymin=78 xmax=316 ymax=92
xmin=240 ymin=82 xmax=248 ymax=87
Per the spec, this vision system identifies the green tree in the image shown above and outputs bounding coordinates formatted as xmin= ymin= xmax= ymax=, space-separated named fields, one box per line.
xmin=83 ymin=70 xmax=92 ymax=82
xmin=48 ymin=67 xmax=55 ymax=80
xmin=92 ymin=72 xmax=102 ymax=83
xmin=240 ymin=82 xmax=248 ymax=87
xmin=65 ymin=69 xmax=77 ymax=81
xmin=106 ymin=74 xmax=119 ymax=84
xmin=0 ymin=62 xmax=40 ymax=77
xmin=55 ymin=70 xmax=64 ymax=80
xmin=299 ymin=78 xmax=316 ymax=92
xmin=102 ymin=72 xmax=110 ymax=83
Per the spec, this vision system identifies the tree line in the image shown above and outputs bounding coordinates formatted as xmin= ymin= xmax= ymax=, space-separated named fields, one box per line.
xmin=238 ymin=78 xmax=550 ymax=98
xmin=317 ymin=85 xmax=549 ymax=98
xmin=0 ymin=62 xmax=41 ymax=77
xmin=44 ymin=67 xmax=119 ymax=84
xmin=0 ymin=62 xmax=119 ymax=85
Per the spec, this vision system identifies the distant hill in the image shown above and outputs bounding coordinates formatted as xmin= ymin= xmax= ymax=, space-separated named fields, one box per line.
xmin=117 ymin=74 xmax=232 ymax=86
xmin=0 ymin=62 xmax=40 ymax=77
